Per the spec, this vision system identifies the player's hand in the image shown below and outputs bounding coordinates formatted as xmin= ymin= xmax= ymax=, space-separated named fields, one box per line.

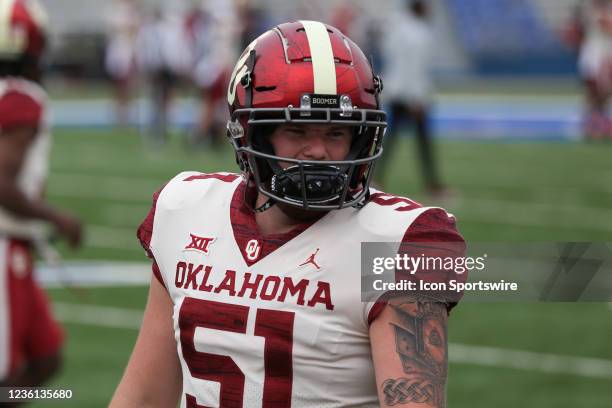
xmin=50 ymin=211 xmax=83 ymax=249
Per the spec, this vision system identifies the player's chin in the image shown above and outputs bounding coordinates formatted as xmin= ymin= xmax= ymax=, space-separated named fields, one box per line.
xmin=276 ymin=201 xmax=328 ymax=222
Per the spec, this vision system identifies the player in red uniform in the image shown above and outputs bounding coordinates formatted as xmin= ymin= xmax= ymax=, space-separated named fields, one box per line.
xmin=0 ymin=0 xmax=82 ymax=394
xmin=112 ymin=20 xmax=464 ymax=408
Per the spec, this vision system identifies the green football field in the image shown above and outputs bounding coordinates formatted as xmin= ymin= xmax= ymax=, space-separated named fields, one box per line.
xmin=33 ymin=127 xmax=612 ymax=407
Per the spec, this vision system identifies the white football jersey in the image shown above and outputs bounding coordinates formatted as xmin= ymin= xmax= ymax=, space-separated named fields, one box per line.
xmin=578 ymin=0 xmax=612 ymax=80
xmin=142 ymin=171 xmax=458 ymax=408
xmin=0 ymin=78 xmax=51 ymax=239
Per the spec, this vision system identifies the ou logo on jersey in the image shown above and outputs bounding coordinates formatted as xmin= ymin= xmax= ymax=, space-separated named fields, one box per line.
xmin=245 ymin=239 xmax=261 ymax=261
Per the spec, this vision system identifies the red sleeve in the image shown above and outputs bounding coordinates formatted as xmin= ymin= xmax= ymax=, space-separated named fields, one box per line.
xmin=137 ymin=187 xmax=166 ymax=288
xmin=368 ymin=208 xmax=466 ymax=324
xmin=0 ymin=91 xmax=42 ymax=130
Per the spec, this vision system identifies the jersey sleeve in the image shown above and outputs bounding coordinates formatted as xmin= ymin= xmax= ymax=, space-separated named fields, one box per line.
xmin=367 ymin=208 xmax=466 ymax=325
xmin=137 ymin=187 xmax=166 ymax=288
xmin=0 ymin=91 xmax=43 ymax=130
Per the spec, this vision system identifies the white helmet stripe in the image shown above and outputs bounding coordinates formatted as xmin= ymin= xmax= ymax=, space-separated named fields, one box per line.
xmin=299 ymin=20 xmax=337 ymax=95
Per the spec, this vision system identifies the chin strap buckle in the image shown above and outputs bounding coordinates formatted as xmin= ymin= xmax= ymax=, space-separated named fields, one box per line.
xmin=253 ymin=198 xmax=275 ymax=213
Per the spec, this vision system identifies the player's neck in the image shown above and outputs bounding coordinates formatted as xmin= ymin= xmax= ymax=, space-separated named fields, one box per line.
xmin=254 ymin=206 xmax=297 ymax=235
xmin=254 ymin=193 xmax=323 ymax=236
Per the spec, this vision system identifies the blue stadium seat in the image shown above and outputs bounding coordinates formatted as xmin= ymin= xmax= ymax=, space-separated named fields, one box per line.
xmin=447 ymin=0 xmax=573 ymax=74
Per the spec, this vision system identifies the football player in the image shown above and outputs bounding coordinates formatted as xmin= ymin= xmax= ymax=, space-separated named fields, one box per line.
xmin=189 ymin=0 xmax=239 ymax=148
xmin=104 ymin=0 xmax=141 ymax=127
xmin=566 ymin=0 xmax=612 ymax=140
xmin=377 ymin=0 xmax=446 ymax=196
xmin=111 ymin=20 xmax=464 ymax=408
xmin=0 ymin=0 xmax=82 ymax=394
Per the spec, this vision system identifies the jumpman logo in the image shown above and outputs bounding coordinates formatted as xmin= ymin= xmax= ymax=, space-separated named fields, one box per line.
xmin=299 ymin=248 xmax=321 ymax=270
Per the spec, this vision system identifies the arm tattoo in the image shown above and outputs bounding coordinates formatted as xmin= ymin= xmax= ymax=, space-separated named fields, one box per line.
xmin=382 ymin=301 xmax=448 ymax=407
xmin=382 ymin=377 xmax=436 ymax=406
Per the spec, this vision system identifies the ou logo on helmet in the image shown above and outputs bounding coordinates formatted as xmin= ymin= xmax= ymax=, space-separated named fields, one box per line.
xmin=245 ymin=239 xmax=261 ymax=261
xmin=227 ymin=38 xmax=259 ymax=106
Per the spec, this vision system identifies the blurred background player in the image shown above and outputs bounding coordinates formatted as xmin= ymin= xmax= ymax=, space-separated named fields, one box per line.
xmin=189 ymin=0 xmax=240 ymax=148
xmin=136 ymin=5 xmax=191 ymax=146
xmin=377 ymin=0 xmax=447 ymax=198
xmin=566 ymin=0 xmax=612 ymax=140
xmin=0 ymin=0 xmax=82 ymax=396
xmin=104 ymin=0 xmax=141 ymax=127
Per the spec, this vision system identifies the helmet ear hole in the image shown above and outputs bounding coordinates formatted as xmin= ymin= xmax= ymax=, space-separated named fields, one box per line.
xmin=249 ymin=124 xmax=278 ymax=183
xmin=349 ymin=126 xmax=382 ymax=189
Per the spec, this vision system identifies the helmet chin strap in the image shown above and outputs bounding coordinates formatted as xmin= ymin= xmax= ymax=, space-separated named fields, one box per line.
xmin=243 ymin=176 xmax=277 ymax=213
xmin=253 ymin=197 xmax=276 ymax=213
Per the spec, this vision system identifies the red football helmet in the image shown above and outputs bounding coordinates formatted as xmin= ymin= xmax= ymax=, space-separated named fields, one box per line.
xmin=0 ymin=0 xmax=48 ymax=61
xmin=226 ymin=20 xmax=386 ymax=211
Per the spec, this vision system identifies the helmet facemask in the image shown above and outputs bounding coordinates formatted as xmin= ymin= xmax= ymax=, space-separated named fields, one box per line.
xmin=228 ymin=105 xmax=386 ymax=211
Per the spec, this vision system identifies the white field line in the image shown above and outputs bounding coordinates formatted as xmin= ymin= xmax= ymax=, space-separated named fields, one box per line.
xmin=449 ymin=343 xmax=612 ymax=380
xmin=51 ymin=301 xmax=612 ymax=380
xmin=37 ymin=261 xmax=150 ymax=288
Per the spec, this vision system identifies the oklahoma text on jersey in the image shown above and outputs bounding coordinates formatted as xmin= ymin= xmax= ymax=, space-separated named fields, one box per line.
xmin=173 ymin=261 xmax=335 ymax=311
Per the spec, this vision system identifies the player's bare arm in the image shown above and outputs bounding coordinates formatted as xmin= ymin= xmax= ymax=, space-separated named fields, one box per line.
xmin=0 ymin=125 xmax=39 ymax=215
xmin=110 ymin=275 xmax=182 ymax=408
xmin=0 ymin=125 xmax=82 ymax=247
xmin=370 ymin=299 xmax=449 ymax=408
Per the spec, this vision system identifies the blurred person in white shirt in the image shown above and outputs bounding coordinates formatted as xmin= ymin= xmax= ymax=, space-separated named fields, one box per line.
xmin=378 ymin=0 xmax=446 ymax=197
xmin=105 ymin=0 xmax=141 ymax=127
xmin=566 ymin=0 xmax=612 ymax=140
xmin=137 ymin=7 xmax=191 ymax=145
xmin=190 ymin=0 xmax=240 ymax=148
